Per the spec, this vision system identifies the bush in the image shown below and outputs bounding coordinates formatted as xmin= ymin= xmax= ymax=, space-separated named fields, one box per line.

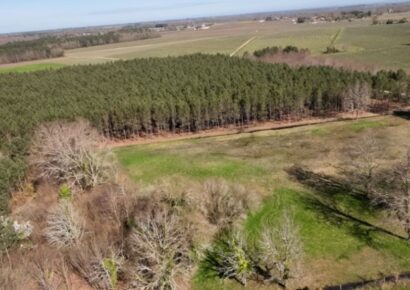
xmin=58 ymin=184 xmax=72 ymax=201
xmin=44 ymin=201 xmax=84 ymax=248
xmin=283 ymin=45 xmax=299 ymax=53
xmin=297 ymin=17 xmax=308 ymax=23
xmin=127 ymin=208 xmax=192 ymax=290
xmin=69 ymin=243 xmax=122 ymax=290
xmin=203 ymin=179 xmax=250 ymax=228
xmin=324 ymin=46 xmax=341 ymax=54
xmin=205 ymin=231 xmax=253 ymax=286
xmin=31 ymin=120 xmax=117 ymax=191
xmin=386 ymin=19 xmax=394 ymax=25
xmin=256 ymin=212 xmax=303 ymax=288
xmin=0 ymin=216 xmax=32 ymax=254
xmin=204 ymin=213 xmax=303 ymax=288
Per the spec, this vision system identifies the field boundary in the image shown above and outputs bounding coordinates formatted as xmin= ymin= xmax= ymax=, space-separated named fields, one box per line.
xmin=107 ymin=112 xmax=383 ymax=148
xmin=330 ymin=27 xmax=344 ymax=47
xmin=230 ymin=36 xmax=256 ymax=56
xmin=323 ymin=272 xmax=410 ymax=290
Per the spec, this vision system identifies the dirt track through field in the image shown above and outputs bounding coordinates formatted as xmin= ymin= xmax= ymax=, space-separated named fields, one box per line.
xmin=230 ymin=36 xmax=256 ymax=56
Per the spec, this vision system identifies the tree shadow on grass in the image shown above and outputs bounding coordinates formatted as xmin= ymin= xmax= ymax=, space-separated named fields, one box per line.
xmin=393 ymin=110 xmax=410 ymax=120
xmin=287 ymin=166 xmax=406 ymax=246
xmin=287 ymin=166 xmax=373 ymax=213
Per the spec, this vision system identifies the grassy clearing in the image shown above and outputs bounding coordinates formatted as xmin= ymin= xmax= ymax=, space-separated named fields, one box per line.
xmin=116 ymin=116 xmax=410 ymax=289
xmin=0 ymin=63 xmax=65 ymax=74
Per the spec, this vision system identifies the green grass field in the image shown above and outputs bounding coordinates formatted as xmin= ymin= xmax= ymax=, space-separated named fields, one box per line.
xmin=116 ymin=116 xmax=410 ymax=289
xmin=0 ymin=63 xmax=65 ymax=74
xmin=2 ymin=15 xmax=409 ymax=72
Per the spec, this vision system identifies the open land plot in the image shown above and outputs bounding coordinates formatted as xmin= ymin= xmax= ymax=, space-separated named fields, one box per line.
xmin=0 ymin=63 xmax=65 ymax=74
xmin=1 ymin=17 xmax=409 ymax=73
xmin=115 ymin=115 xmax=410 ymax=289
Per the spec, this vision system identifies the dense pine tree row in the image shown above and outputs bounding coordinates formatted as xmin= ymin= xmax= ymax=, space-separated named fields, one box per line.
xmin=0 ymin=54 xmax=408 ymax=214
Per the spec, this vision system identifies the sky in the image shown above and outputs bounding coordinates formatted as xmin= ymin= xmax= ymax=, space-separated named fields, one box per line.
xmin=0 ymin=0 xmax=405 ymax=33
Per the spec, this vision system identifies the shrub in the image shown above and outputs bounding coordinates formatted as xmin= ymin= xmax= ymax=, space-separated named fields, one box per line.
xmin=386 ymin=19 xmax=394 ymax=24
xmin=31 ymin=120 xmax=117 ymax=191
xmin=127 ymin=208 xmax=192 ymax=290
xmin=324 ymin=46 xmax=341 ymax=54
xmin=283 ymin=45 xmax=299 ymax=53
xmin=205 ymin=231 xmax=253 ymax=286
xmin=58 ymin=184 xmax=72 ymax=201
xmin=44 ymin=201 xmax=84 ymax=248
xmin=256 ymin=212 xmax=303 ymax=288
xmin=297 ymin=17 xmax=308 ymax=23
xmin=0 ymin=216 xmax=32 ymax=254
xmin=69 ymin=243 xmax=122 ymax=290
xmin=203 ymin=179 xmax=250 ymax=228
xmin=204 ymin=213 xmax=303 ymax=288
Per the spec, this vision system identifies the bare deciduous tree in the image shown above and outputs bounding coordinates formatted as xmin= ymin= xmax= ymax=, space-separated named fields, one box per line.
xmin=343 ymin=135 xmax=382 ymax=195
xmin=31 ymin=120 xmax=117 ymax=191
xmin=374 ymin=150 xmax=410 ymax=240
xmin=257 ymin=212 xmax=303 ymax=289
xmin=44 ymin=201 xmax=84 ymax=248
xmin=127 ymin=208 xmax=192 ymax=290
xmin=341 ymin=82 xmax=371 ymax=115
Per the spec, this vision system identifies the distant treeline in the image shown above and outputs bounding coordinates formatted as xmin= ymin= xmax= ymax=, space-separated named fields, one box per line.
xmin=0 ymin=54 xmax=408 ymax=214
xmin=0 ymin=29 xmax=160 ymax=64
xmin=0 ymin=38 xmax=64 ymax=64
xmin=252 ymin=46 xmax=309 ymax=58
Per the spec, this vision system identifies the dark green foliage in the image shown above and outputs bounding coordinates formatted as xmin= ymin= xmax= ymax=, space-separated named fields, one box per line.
xmin=0 ymin=54 xmax=407 ymax=214
xmin=283 ymin=45 xmax=299 ymax=53
xmin=254 ymin=46 xmax=280 ymax=57
xmin=0 ymin=156 xmax=26 ymax=216
xmin=324 ymin=46 xmax=341 ymax=54
xmin=297 ymin=17 xmax=308 ymax=24
xmin=254 ymin=46 xmax=307 ymax=57
xmin=341 ymin=10 xmax=371 ymax=19
xmin=0 ymin=216 xmax=21 ymax=253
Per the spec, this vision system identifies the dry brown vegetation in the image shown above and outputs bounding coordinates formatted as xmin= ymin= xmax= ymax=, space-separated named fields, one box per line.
xmin=253 ymin=51 xmax=380 ymax=72
xmin=30 ymin=120 xmax=117 ymax=191
xmin=0 ymin=120 xmax=272 ymax=290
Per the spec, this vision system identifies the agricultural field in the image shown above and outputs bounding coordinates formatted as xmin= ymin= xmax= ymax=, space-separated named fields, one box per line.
xmin=2 ymin=15 xmax=410 ymax=73
xmin=116 ymin=115 xmax=410 ymax=289
xmin=0 ymin=63 xmax=65 ymax=74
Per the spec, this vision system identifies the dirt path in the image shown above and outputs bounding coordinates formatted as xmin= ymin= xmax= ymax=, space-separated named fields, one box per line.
xmin=330 ymin=27 xmax=344 ymax=47
xmin=106 ymin=112 xmax=380 ymax=149
xmin=230 ymin=36 xmax=256 ymax=56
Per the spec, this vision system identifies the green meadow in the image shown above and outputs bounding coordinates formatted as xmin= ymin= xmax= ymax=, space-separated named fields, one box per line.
xmin=116 ymin=116 xmax=410 ymax=289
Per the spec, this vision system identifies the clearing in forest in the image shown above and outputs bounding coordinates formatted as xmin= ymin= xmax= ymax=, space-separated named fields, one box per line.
xmin=116 ymin=115 xmax=410 ymax=289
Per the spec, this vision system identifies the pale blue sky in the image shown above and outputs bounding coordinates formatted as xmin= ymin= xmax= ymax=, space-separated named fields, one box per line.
xmin=0 ymin=0 xmax=404 ymax=33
